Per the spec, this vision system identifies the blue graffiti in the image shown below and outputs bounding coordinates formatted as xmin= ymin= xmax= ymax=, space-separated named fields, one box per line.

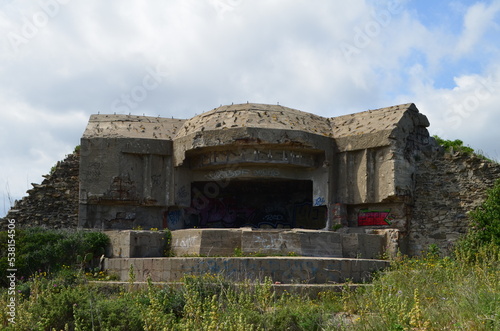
xmin=313 ymin=197 xmax=325 ymax=206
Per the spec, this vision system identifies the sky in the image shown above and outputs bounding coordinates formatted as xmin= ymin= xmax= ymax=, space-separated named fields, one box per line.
xmin=1 ymin=0 xmax=500 ymax=216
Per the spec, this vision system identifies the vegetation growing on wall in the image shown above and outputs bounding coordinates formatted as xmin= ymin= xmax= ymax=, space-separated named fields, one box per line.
xmin=433 ymin=136 xmax=474 ymax=154
xmin=433 ymin=135 xmax=495 ymax=162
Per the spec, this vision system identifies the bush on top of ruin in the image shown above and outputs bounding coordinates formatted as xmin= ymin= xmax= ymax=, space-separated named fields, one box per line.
xmin=433 ymin=135 xmax=496 ymax=163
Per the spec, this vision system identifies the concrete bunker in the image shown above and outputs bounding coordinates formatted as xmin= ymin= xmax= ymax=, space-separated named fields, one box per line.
xmin=79 ymin=102 xmax=433 ymax=255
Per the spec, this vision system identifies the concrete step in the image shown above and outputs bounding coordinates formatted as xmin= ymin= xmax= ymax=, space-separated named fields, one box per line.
xmin=104 ymin=256 xmax=390 ymax=284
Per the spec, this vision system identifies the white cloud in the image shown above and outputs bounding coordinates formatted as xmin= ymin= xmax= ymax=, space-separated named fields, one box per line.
xmin=456 ymin=1 xmax=500 ymax=55
xmin=403 ymin=64 xmax=500 ymax=161
xmin=0 ymin=93 xmax=87 ymax=214
xmin=1 ymin=0 xmax=500 ymax=216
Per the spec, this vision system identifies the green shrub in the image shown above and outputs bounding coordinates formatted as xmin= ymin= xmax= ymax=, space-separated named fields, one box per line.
xmin=455 ymin=179 xmax=500 ymax=261
xmin=433 ymin=135 xmax=474 ymax=154
xmin=74 ymin=291 xmax=143 ymax=331
xmin=433 ymin=135 xmax=496 ymax=162
xmin=1 ymin=271 xmax=143 ymax=330
xmin=0 ymin=228 xmax=109 ymax=287
xmin=163 ymin=229 xmax=173 ymax=257
xmin=468 ymin=179 xmax=500 ymax=246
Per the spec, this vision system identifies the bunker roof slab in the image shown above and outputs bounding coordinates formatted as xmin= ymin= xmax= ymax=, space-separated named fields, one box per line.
xmin=82 ymin=103 xmax=429 ymax=152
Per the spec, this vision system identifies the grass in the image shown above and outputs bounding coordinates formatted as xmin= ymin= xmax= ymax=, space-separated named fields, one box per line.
xmin=0 ymin=272 xmax=342 ymax=330
xmin=1 ymin=246 xmax=499 ymax=330
xmin=342 ymin=245 xmax=500 ymax=330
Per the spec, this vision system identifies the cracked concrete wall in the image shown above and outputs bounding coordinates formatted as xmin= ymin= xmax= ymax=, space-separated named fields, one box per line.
xmin=79 ymin=137 xmax=173 ymax=229
xmin=332 ymin=103 xmax=433 ymax=237
xmin=336 ymin=146 xmax=395 ymax=205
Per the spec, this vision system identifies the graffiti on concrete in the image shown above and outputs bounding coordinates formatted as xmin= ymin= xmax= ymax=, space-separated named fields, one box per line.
xmin=182 ymin=197 xmax=293 ymax=229
xmin=166 ymin=209 xmax=183 ymax=230
xmin=252 ymin=168 xmax=280 ymax=177
xmin=331 ymin=203 xmax=348 ymax=226
xmin=313 ymin=196 xmax=325 ymax=206
xmin=206 ymin=169 xmax=250 ymax=180
xmin=175 ymin=185 xmax=190 ymax=206
xmin=357 ymin=209 xmax=393 ymax=226
xmin=205 ymin=168 xmax=281 ymax=180
xmin=262 ymin=213 xmax=285 ymax=222
xmin=251 ymin=233 xmax=287 ymax=251
xmin=173 ymin=235 xmax=197 ymax=248
xmin=292 ymin=202 xmax=327 ymax=229
xmin=167 ymin=201 xmax=327 ymax=230
xmin=171 ymin=180 xmax=327 ymax=230
xmin=107 ymin=176 xmax=138 ymax=201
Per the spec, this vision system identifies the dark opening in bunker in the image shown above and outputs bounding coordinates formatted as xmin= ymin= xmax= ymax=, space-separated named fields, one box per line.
xmin=182 ymin=179 xmax=326 ymax=229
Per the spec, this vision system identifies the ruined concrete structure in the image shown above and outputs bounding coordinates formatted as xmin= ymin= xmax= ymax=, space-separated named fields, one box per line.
xmin=79 ymin=102 xmax=438 ymax=254
xmin=2 ymin=99 xmax=497 ymax=285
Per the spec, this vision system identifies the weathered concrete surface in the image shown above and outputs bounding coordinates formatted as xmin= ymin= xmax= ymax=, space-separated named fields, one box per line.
xmin=171 ymin=228 xmax=241 ymax=256
xmin=7 ymin=102 xmax=500 ymax=258
xmin=169 ymin=228 xmax=390 ymax=258
xmin=241 ymin=229 xmax=343 ymax=257
xmin=83 ymin=114 xmax=185 ymax=140
xmin=174 ymin=126 xmax=335 ymax=166
xmin=331 ymin=103 xmax=429 ymax=151
xmin=341 ymin=233 xmax=384 ymax=259
xmin=105 ymin=230 xmax=168 ymax=258
xmin=79 ymin=115 xmax=184 ymax=230
xmin=176 ymin=103 xmax=333 ymax=139
xmin=104 ymin=229 xmax=397 ymax=259
xmin=104 ymin=256 xmax=390 ymax=284
xmin=78 ymin=137 xmax=173 ymax=229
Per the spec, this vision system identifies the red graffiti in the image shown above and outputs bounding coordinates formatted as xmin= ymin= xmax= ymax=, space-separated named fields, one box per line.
xmin=358 ymin=209 xmax=392 ymax=226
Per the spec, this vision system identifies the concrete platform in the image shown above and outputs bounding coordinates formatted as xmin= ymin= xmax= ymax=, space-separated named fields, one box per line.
xmin=104 ymin=256 xmax=390 ymax=284
xmin=104 ymin=228 xmax=401 ymax=259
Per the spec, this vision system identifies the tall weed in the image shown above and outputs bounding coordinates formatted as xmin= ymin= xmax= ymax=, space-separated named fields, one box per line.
xmin=343 ymin=248 xmax=500 ymax=330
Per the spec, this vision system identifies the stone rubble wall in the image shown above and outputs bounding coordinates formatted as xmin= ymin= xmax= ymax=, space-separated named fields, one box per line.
xmin=1 ymin=150 xmax=80 ymax=229
xmin=410 ymin=152 xmax=500 ymax=255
